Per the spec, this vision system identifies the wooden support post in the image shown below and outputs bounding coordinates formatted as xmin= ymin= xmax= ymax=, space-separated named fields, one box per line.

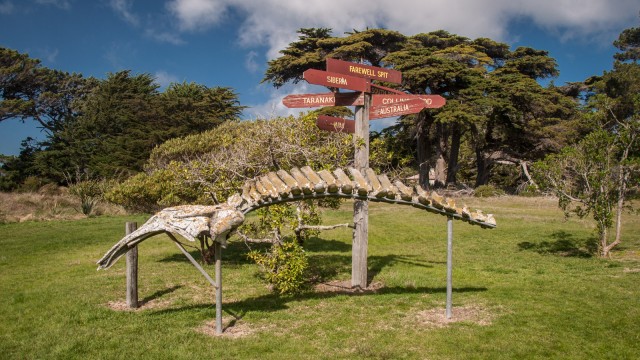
xmin=352 ymin=91 xmax=371 ymax=289
xmin=125 ymin=222 xmax=138 ymax=309
xmin=214 ymin=241 xmax=223 ymax=335
xmin=446 ymin=217 xmax=453 ymax=319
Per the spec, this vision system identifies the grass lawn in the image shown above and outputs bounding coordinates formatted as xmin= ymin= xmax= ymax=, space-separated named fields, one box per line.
xmin=1 ymin=196 xmax=639 ymax=359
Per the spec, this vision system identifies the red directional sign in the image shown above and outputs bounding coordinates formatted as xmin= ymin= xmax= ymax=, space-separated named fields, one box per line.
xmin=372 ymin=94 xmax=446 ymax=109
xmin=326 ymin=58 xmax=402 ymax=84
xmin=370 ymin=98 xmax=426 ymax=120
xmin=303 ymin=69 xmax=370 ymax=92
xmin=282 ymin=92 xmax=364 ymax=108
xmin=316 ymin=115 xmax=355 ymax=133
xmin=370 ymin=83 xmax=405 ymax=95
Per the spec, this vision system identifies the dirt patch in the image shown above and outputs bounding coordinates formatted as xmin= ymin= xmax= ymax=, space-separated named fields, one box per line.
xmin=413 ymin=304 xmax=496 ymax=328
xmin=105 ymin=298 xmax=172 ymax=311
xmin=195 ymin=318 xmax=257 ymax=338
xmin=623 ymin=267 xmax=640 ymax=273
xmin=313 ymin=279 xmax=384 ymax=294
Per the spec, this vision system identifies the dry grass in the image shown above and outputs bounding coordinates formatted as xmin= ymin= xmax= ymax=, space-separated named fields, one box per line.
xmin=0 ymin=187 xmax=126 ymax=223
xmin=412 ymin=303 xmax=501 ymax=328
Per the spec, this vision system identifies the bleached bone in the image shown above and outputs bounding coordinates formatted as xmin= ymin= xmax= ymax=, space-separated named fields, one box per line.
xmin=97 ymin=167 xmax=496 ymax=270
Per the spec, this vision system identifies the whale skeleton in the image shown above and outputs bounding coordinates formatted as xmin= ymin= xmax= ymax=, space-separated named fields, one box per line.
xmin=96 ymin=166 xmax=496 ymax=334
xmin=97 ymin=166 xmax=495 ymax=270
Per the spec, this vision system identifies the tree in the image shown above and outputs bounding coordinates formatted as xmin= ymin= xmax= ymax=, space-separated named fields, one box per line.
xmin=10 ymin=70 xmax=246 ymax=183
xmin=160 ymin=81 xmax=246 ymax=136
xmin=535 ymin=24 xmax=639 ymax=257
xmin=262 ymin=28 xmax=579 ymax=190
xmin=0 ymin=47 xmax=96 ymax=135
xmin=1 ymin=48 xmax=246 ymax=186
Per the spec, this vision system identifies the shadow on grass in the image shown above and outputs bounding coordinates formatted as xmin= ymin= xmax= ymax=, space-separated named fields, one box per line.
xmin=148 ymin=284 xmax=488 ymax=317
xmin=139 ymin=284 xmax=183 ymax=306
xmin=307 ymin=253 xmax=439 ymax=283
xmin=518 ymin=231 xmax=593 ymax=258
xmin=304 ymin=237 xmax=352 ymax=253
xmin=157 ymin=240 xmax=267 ymax=266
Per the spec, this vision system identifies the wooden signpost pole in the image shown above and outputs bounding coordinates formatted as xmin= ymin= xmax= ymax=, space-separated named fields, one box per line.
xmin=125 ymin=222 xmax=138 ymax=308
xmin=352 ymin=92 xmax=371 ymax=289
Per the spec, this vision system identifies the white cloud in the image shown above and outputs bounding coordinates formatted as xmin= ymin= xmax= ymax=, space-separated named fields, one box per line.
xmin=245 ymin=50 xmax=259 ymax=73
xmin=154 ymin=70 xmax=180 ymax=88
xmin=0 ymin=1 xmax=14 ymax=14
xmin=166 ymin=0 xmax=639 ymax=123
xmin=245 ymin=83 xmax=315 ymax=119
xmin=144 ymin=28 xmax=185 ymax=45
xmin=167 ymin=0 xmax=228 ymax=31
xmin=109 ymin=0 xmax=139 ymax=26
xmin=167 ymin=0 xmax=639 ymax=59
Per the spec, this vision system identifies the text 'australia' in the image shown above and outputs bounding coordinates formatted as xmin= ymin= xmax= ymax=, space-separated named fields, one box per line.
xmin=376 ymin=103 xmax=410 ymax=115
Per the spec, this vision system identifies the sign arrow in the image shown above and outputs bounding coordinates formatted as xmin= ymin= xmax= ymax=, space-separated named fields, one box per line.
xmin=303 ymin=69 xmax=370 ymax=92
xmin=282 ymin=92 xmax=364 ymax=108
xmin=370 ymin=98 xmax=426 ymax=119
xmin=326 ymin=58 xmax=402 ymax=84
xmin=372 ymin=94 xmax=446 ymax=109
xmin=316 ymin=115 xmax=355 ymax=133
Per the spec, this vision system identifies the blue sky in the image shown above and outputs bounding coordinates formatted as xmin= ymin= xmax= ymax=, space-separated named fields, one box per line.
xmin=0 ymin=0 xmax=638 ymax=156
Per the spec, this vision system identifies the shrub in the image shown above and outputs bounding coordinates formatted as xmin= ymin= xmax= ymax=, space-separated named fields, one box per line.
xmin=247 ymin=240 xmax=309 ymax=294
xmin=68 ymin=179 xmax=114 ymax=216
xmin=474 ymin=184 xmax=505 ymax=198
xmin=517 ymin=184 xmax=540 ymax=197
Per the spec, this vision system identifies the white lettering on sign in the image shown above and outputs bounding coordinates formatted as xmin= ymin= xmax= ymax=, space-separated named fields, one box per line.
xmin=327 ymin=75 xmax=348 ymax=85
xmin=382 ymin=97 xmax=413 ymax=105
xmin=374 ymin=103 xmax=410 ymax=116
xmin=303 ymin=96 xmax=334 ymax=105
xmin=347 ymin=65 xmax=390 ymax=79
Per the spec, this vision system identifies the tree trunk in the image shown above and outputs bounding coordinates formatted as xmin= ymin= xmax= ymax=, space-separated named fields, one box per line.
xmin=446 ymin=123 xmax=461 ymax=186
xmin=433 ymin=122 xmax=447 ymax=188
xmin=603 ymin=167 xmax=629 ymax=257
xmin=475 ymin=149 xmax=491 ymax=187
xmin=415 ymin=111 xmax=434 ymax=190
xmin=599 ymin=225 xmax=609 ymax=258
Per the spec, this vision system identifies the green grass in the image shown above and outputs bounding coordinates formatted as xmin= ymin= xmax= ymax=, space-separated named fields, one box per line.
xmin=1 ymin=197 xmax=639 ymax=359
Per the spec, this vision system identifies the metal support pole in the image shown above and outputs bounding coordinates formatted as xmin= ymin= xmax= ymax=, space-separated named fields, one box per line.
xmin=214 ymin=241 xmax=223 ymax=335
xmin=446 ymin=217 xmax=453 ymax=319
xmin=352 ymin=90 xmax=371 ymax=289
xmin=125 ymin=222 xmax=138 ymax=308
xmin=168 ymin=235 xmax=217 ymax=288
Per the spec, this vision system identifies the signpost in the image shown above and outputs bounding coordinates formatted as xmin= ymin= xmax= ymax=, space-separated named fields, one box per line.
xmin=370 ymin=98 xmax=427 ymax=120
xmin=326 ymin=58 xmax=402 ymax=84
xmin=372 ymin=94 xmax=446 ymax=109
xmin=303 ymin=69 xmax=370 ymax=92
xmin=283 ymin=58 xmax=446 ymax=289
xmin=283 ymin=92 xmax=363 ymax=108
xmin=316 ymin=115 xmax=355 ymax=133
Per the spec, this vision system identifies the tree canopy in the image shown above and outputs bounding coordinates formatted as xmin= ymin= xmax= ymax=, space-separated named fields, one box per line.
xmin=262 ymin=28 xmax=582 ymax=190
xmin=535 ymin=22 xmax=640 ymax=257
xmin=0 ymin=50 xmax=245 ymax=188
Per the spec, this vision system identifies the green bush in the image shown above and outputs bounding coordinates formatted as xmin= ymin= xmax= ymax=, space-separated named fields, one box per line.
xmin=247 ymin=240 xmax=309 ymax=295
xmin=68 ymin=179 xmax=114 ymax=216
xmin=474 ymin=184 xmax=505 ymax=197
